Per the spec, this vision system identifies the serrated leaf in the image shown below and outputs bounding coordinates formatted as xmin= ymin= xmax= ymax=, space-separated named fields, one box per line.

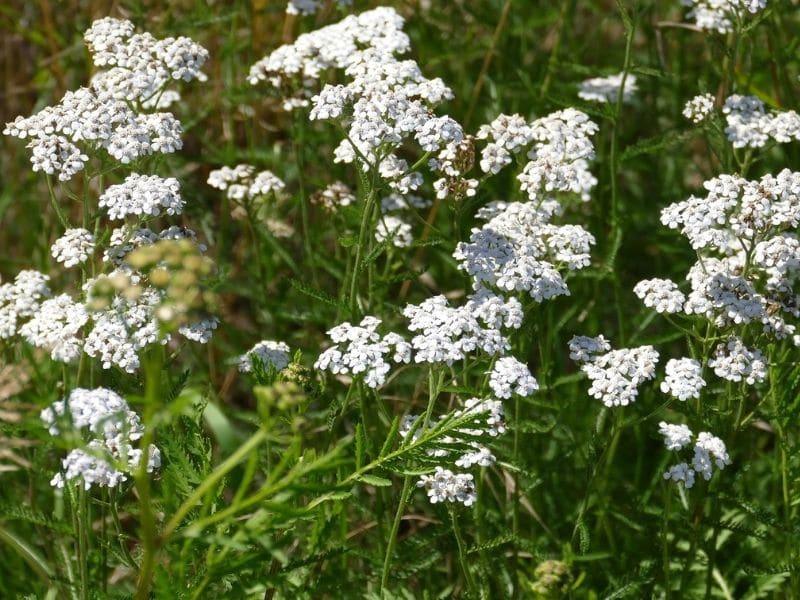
xmin=620 ymin=129 xmax=694 ymax=162
xmin=356 ymin=474 xmax=393 ymax=487
xmin=289 ymin=278 xmax=347 ymax=310
xmin=306 ymin=491 xmax=353 ymax=510
xmin=355 ymin=423 xmax=366 ymax=470
xmin=379 ymin=416 xmax=401 ymax=459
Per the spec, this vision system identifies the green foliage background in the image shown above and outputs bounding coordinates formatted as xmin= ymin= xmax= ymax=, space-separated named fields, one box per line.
xmin=1 ymin=0 xmax=800 ymax=597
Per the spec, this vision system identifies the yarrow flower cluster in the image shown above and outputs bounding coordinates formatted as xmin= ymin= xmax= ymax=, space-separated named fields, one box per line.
xmin=722 ymin=95 xmax=800 ymax=148
xmin=41 ymin=387 xmax=160 ymax=490
xmin=311 ymin=181 xmax=356 ymax=212
xmin=0 ymin=270 xmax=51 ymax=338
xmin=403 ymin=397 xmax=509 ymax=506
xmin=660 ymin=358 xmax=706 ymax=400
xmin=239 ymin=340 xmax=291 ymax=373
xmin=454 ymin=200 xmax=595 ymax=301
xmin=286 ymin=0 xmax=352 ymax=15
xmin=682 ymin=0 xmax=768 ymax=34
xmin=660 ymin=422 xmax=731 ymax=488
xmin=51 ymin=228 xmax=96 ymax=268
xmin=571 ymin=337 xmax=659 ymax=407
xmin=314 ymin=316 xmax=411 ymax=388
xmin=488 ymin=357 xmax=539 ymax=399
xmin=251 ymin=8 xmax=477 ymax=201
xmin=683 ymin=93 xmax=715 ymax=123
xmin=650 ymin=170 xmax=800 ymax=396
xmin=634 ymin=278 xmax=685 ymax=314
xmin=403 ymin=290 xmax=523 ymax=365
xmin=99 ymin=174 xmax=184 ymax=219
xmin=3 ymin=18 xmax=215 ymax=375
xmin=476 ymin=110 xmax=599 ymax=202
xmin=3 ymin=18 xmax=207 ymax=180
xmin=708 ymin=337 xmax=767 ymax=384
xmin=207 ymin=164 xmax=286 ymax=202
xmin=578 ymin=72 xmax=638 ymax=104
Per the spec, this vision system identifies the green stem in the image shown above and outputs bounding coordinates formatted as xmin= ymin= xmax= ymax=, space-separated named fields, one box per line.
xmin=348 ymin=166 xmax=377 ymax=316
xmin=450 ymin=506 xmax=478 ymax=596
xmin=133 ymin=349 xmax=163 ymax=600
xmin=380 ymin=368 xmax=442 ymax=591
xmin=45 ymin=175 xmax=70 ymax=230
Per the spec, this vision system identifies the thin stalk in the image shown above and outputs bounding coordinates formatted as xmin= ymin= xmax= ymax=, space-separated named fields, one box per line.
xmin=133 ymin=349 xmax=163 ymax=600
xmin=607 ymin=3 xmax=635 ymax=345
xmin=464 ymin=0 xmax=513 ymax=127
xmin=450 ymin=506 xmax=478 ymax=596
xmin=348 ymin=166 xmax=377 ymax=316
xmin=379 ymin=368 xmax=442 ymax=592
xmin=540 ymin=0 xmax=571 ymax=99
xmin=45 ymin=175 xmax=70 ymax=230
xmin=292 ymin=118 xmax=319 ymax=285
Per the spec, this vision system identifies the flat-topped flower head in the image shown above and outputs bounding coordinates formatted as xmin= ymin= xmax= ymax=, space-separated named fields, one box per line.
xmin=658 ymin=422 xmax=694 ymax=451
xmin=662 ymin=426 xmax=730 ymax=489
xmin=239 ymin=340 xmax=291 ymax=373
xmin=0 ymin=270 xmax=51 ymax=339
xmin=454 ymin=200 xmax=595 ymax=300
xmin=403 ymin=290 xmax=523 ymax=365
xmin=682 ymin=0 xmax=767 ymax=34
xmin=99 ymin=174 xmax=183 ymax=220
xmin=417 ymin=466 xmax=476 ymax=506
xmin=51 ymin=228 xmax=96 ymax=268
xmin=314 ymin=316 xmax=411 ymax=388
xmin=661 ymin=358 xmax=706 ymax=401
xmin=488 ymin=357 xmax=539 ymax=399
xmin=634 ymin=278 xmax=685 ymax=314
xmin=19 ymin=294 xmax=88 ymax=363
xmin=683 ymin=93 xmax=715 ymax=123
xmin=708 ymin=337 xmax=767 ymax=384
xmin=578 ymin=72 xmax=638 ymax=104
xmin=574 ymin=340 xmax=659 ymax=407
xmin=41 ymin=387 xmax=142 ymax=440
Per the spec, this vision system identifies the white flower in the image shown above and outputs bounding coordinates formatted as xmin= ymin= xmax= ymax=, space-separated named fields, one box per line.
xmin=693 ymin=432 xmax=731 ymax=480
xmin=708 ymin=337 xmax=767 ymax=384
xmin=84 ymin=288 xmax=166 ymax=373
xmin=663 ymin=463 xmax=696 ymax=488
xmin=683 ymin=93 xmax=715 ymax=123
xmin=661 ymin=358 xmax=706 ymax=401
xmin=0 ymin=270 xmax=50 ymax=339
xmin=99 ymin=174 xmax=183 ymax=219
xmin=578 ymin=343 xmax=659 ymax=407
xmin=568 ymin=335 xmax=612 ymax=363
xmin=488 ymin=357 xmax=538 ymax=399
xmin=375 ymin=215 xmax=413 ymax=248
xmin=19 ymin=294 xmax=88 ymax=363
xmin=417 ymin=467 xmax=476 ymax=506
xmin=178 ymin=317 xmax=218 ymax=344
xmin=403 ymin=290 xmax=523 ymax=365
xmin=51 ymin=439 xmax=160 ymax=490
xmin=517 ymin=109 xmax=599 ymax=202
xmin=312 ymin=182 xmax=356 ymax=211
xmin=723 ymin=95 xmax=770 ymax=148
xmin=454 ymin=200 xmax=594 ymax=300
xmin=682 ymin=0 xmax=767 ymax=34
xmin=51 ymin=228 xmax=96 ymax=268
xmin=634 ymin=278 xmax=685 ymax=314
xmin=41 ymin=387 xmax=142 ymax=440
xmin=314 ymin=316 xmax=411 ymax=388
xmin=578 ymin=72 xmax=637 ymax=104
xmin=239 ymin=340 xmax=291 ymax=373
xmin=658 ymin=422 xmax=694 ymax=451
